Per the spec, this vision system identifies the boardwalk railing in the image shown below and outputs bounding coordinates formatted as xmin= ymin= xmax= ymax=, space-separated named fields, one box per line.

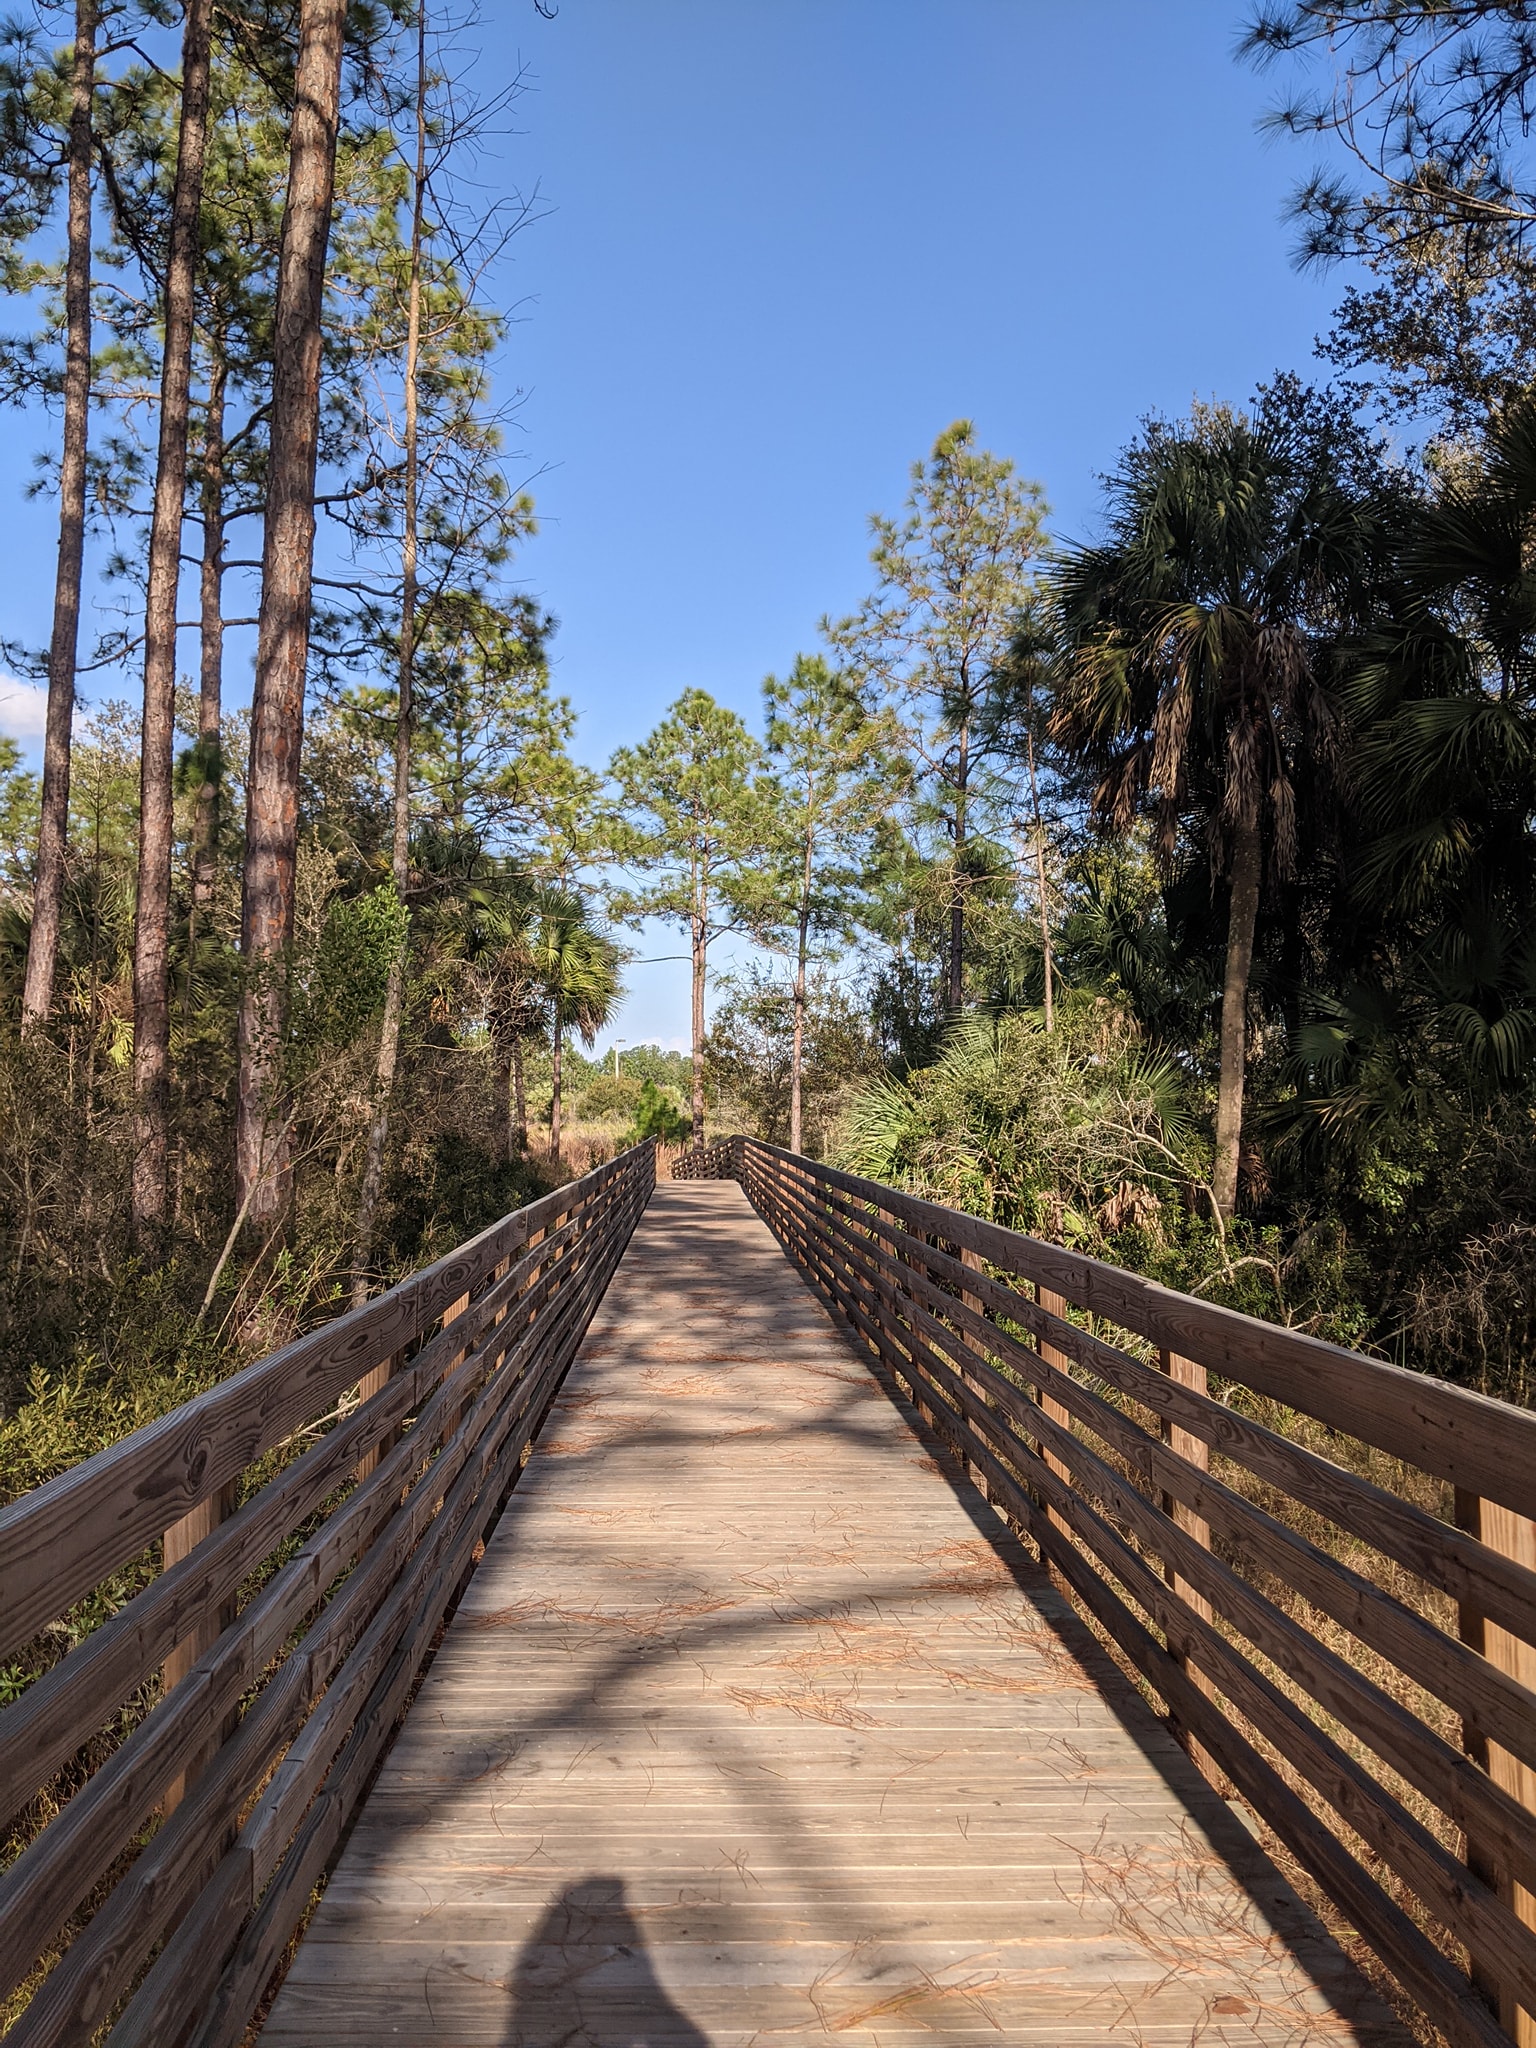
xmin=705 ymin=1136 xmax=1536 ymax=2048
xmin=0 ymin=1140 xmax=653 ymax=2048
xmin=668 ymin=1140 xmax=737 ymax=1180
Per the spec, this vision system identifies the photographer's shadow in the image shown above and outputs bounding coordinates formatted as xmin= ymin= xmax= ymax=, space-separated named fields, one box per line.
xmin=502 ymin=1876 xmax=712 ymax=2047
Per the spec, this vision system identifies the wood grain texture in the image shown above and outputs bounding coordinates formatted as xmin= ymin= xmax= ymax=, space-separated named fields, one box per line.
xmin=160 ymin=1479 xmax=237 ymax=1810
xmin=753 ymin=1144 xmax=1536 ymax=1516
xmin=749 ymin=1159 xmax=1515 ymax=2048
xmin=1459 ymin=1495 xmax=1536 ymax=2047
xmin=0 ymin=1148 xmax=652 ymax=2046
xmin=787 ymin=1169 xmax=1536 ymax=1647
xmin=261 ymin=1182 xmax=1404 ymax=2048
xmin=0 ymin=1156 xmax=637 ymax=1667
xmin=743 ymin=1146 xmax=1536 ymax=2048
xmin=106 ymin=1205 xmax=642 ymax=2048
xmin=760 ymin=1169 xmax=1536 ymax=1827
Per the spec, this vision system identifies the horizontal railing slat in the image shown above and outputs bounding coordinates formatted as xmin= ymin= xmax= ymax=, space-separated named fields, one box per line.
xmin=737 ymin=1137 xmax=1535 ymax=2048
xmin=0 ymin=1198 xmax=609 ymax=2004
xmin=782 ymin=1155 xmax=1536 ymax=1643
xmin=0 ymin=1160 xmax=627 ymax=1667
xmin=0 ymin=1142 xmax=652 ymax=2047
xmin=10 ymin=1128 xmax=1533 ymax=2048
xmin=122 ymin=1220 xmax=628 ymax=2048
xmin=786 ymin=1171 xmax=1536 ymax=1826
xmin=765 ymin=1162 xmax=1512 ymax=2048
xmin=763 ymin=1145 xmax=1536 ymax=1517
xmin=781 ymin=1167 xmax=1536 ymax=1778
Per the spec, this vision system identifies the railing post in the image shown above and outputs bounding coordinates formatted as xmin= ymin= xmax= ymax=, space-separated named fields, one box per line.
xmin=880 ymin=1205 xmax=936 ymax=1434
xmin=1157 ymin=1347 xmax=1228 ymax=1790
xmin=441 ymin=1282 xmax=474 ymax=1444
xmin=160 ymin=1478 xmax=238 ymax=1812
xmin=957 ymin=1245 xmax=991 ymax=1501
xmin=355 ymin=1346 xmax=403 ymax=1482
xmin=546 ymin=1210 xmax=567 ymax=1278
xmin=1034 ymin=1287 xmax=1073 ymax=1538
xmin=442 ymin=1283 xmax=471 ymax=1371
xmin=1457 ymin=1491 xmax=1536 ymax=2046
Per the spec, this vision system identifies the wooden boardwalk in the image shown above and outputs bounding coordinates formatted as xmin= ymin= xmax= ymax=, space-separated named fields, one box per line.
xmin=261 ymin=1181 xmax=1404 ymax=2046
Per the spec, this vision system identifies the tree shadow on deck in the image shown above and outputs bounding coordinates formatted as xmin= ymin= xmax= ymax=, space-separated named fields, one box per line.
xmin=501 ymin=1877 xmax=711 ymax=2048
xmin=265 ymin=1181 xmax=1408 ymax=2046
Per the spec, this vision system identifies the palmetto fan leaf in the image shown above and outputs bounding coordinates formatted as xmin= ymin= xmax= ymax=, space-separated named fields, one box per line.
xmin=1338 ymin=394 xmax=1536 ymax=1034
xmin=1048 ymin=390 xmax=1386 ymax=1217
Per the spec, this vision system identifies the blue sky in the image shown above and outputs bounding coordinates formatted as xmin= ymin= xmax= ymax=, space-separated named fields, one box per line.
xmin=0 ymin=1 xmax=1353 ymax=1054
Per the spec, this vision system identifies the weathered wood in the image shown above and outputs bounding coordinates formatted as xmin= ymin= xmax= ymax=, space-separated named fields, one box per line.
xmin=873 ymin=1316 xmax=1536 ymax=2045
xmin=182 ymin=1578 xmax=435 ymax=2048
xmin=0 ymin=1203 xmax=592 ymax=1828
xmin=1035 ymin=1283 xmax=1073 ymax=1538
xmin=4 ymin=1193 xmax=640 ymax=2043
xmin=987 ymin=1435 xmax=1513 ymax=2048
xmin=1157 ymin=1348 xmax=1225 ymax=1787
xmin=671 ymin=1139 xmax=736 ymax=1180
xmin=1460 ymin=1493 xmax=1536 ymax=2048
xmin=954 ymin=1243 xmax=991 ymax=1498
xmin=791 ymin=1162 xmax=1536 ymax=1650
xmin=739 ymin=1162 xmax=1477 ymax=2042
xmin=163 ymin=1196 xmax=641 ymax=2048
xmin=353 ymin=1346 xmax=401 ymax=1483
xmin=159 ymin=1477 xmax=237 ymax=1812
xmin=773 ymin=1175 xmax=1536 ymax=1900
xmin=13 ymin=1132 xmax=1535 ymax=2048
xmin=0 ymin=1146 xmax=652 ymax=2040
xmin=158 ymin=1281 xmax=612 ymax=2048
xmin=758 ymin=1144 xmax=1536 ymax=1517
xmin=113 ymin=1339 xmax=554 ymax=2048
xmin=743 ymin=1142 xmax=1534 ymax=2048
xmin=259 ymin=1182 xmax=1400 ymax=2048
xmin=955 ymin=1352 xmax=1536 ymax=2002
xmin=0 ymin=1157 xmax=633 ymax=1664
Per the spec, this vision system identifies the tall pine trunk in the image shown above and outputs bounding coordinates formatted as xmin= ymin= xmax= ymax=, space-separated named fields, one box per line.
xmin=549 ymin=1021 xmax=563 ymax=1161
xmin=789 ymin=830 xmax=812 ymax=1153
xmin=235 ymin=0 xmax=347 ymax=1230
xmin=132 ymin=0 xmax=214 ymax=1242
xmin=1212 ymin=813 xmax=1262 ymax=1223
xmin=191 ymin=340 xmax=227 ymax=927
xmin=511 ymin=1037 xmax=527 ymax=1151
xmin=21 ymin=0 xmax=96 ymax=1034
xmin=690 ymin=910 xmax=706 ymax=1145
xmin=351 ymin=6 xmax=427 ymax=1306
xmin=948 ymin=716 xmax=969 ymax=1011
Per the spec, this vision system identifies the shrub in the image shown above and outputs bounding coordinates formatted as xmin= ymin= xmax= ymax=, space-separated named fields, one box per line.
xmin=575 ymin=1073 xmax=644 ymax=1122
xmin=626 ymin=1078 xmax=690 ymax=1145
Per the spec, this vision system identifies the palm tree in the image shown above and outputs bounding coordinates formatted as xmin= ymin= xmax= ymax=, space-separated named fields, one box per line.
xmin=1342 ymin=396 xmax=1536 ymax=1080
xmin=526 ymin=890 xmax=622 ymax=1161
xmin=474 ymin=882 xmax=547 ymax=1157
xmin=1050 ymin=395 xmax=1383 ymax=1218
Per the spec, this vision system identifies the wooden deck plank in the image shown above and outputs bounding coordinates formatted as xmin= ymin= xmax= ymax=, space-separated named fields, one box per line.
xmin=261 ymin=1182 xmax=1406 ymax=2047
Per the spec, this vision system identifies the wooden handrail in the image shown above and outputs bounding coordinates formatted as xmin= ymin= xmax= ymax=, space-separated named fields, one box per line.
xmin=670 ymin=1139 xmax=738 ymax=1180
xmin=0 ymin=1140 xmax=655 ymax=2048
xmin=730 ymin=1138 xmax=1536 ymax=2048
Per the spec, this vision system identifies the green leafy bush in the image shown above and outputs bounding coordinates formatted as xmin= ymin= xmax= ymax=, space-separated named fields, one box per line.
xmin=626 ymin=1078 xmax=690 ymax=1145
xmin=295 ymin=885 xmax=408 ymax=1047
xmin=575 ymin=1073 xmax=644 ymax=1121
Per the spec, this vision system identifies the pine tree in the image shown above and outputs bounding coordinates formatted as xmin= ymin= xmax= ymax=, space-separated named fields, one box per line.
xmin=610 ymin=690 xmax=770 ymax=1145
xmin=131 ymin=0 xmax=213 ymax=1240
xmin=235 ymin=0 xmax=348 ymax=1231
